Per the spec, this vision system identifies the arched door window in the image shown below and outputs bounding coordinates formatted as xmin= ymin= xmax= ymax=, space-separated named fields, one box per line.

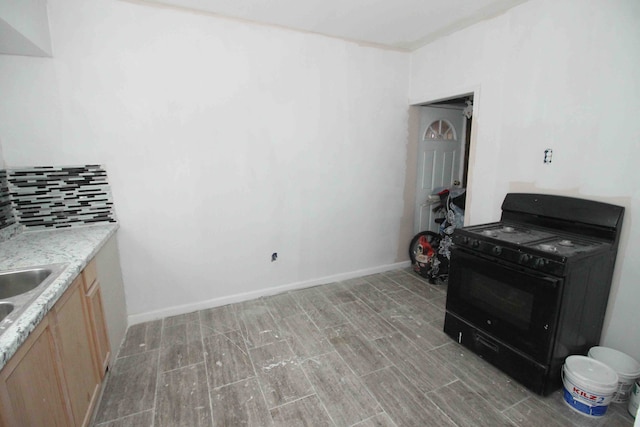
xmin=424 ymin=119 xmax=456 ymax=141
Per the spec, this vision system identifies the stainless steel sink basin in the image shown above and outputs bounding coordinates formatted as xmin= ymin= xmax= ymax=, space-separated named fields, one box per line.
xmin=0 ymin=267 xmax=55 ymax=299
xmin=0 ymin=263 xmax=67 ymax=337
xmin=0 ymin=302 xmax=14 ymax=322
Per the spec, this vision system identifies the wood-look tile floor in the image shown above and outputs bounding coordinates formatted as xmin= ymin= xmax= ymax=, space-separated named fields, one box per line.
xmin=91 ymin=268 xmax=635 ymax=427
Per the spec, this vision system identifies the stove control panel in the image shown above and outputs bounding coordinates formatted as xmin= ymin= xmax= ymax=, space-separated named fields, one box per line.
xmin=452 ymin=234 xmax=565 ymax=275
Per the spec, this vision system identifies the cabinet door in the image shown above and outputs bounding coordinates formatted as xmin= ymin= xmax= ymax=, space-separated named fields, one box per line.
xmin=53 ymin=277 xmax=100 ymax=427
xmin=0 ymin=317 xmax=72 ymax=427
xmin=87 ymin=281 xmax=110 ymax=377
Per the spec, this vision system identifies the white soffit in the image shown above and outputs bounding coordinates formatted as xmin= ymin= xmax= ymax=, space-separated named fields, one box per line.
xmin=0 ymin=0 xmax=52 ymax=57
xmin=132 ymin=0 xmax=530 ymax=51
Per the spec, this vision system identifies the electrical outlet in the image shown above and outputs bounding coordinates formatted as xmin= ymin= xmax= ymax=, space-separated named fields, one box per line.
xmin=544 ymin=149 xmax=553 ymax=164
xmin=271 ymin=252 xmax=278 ymax=262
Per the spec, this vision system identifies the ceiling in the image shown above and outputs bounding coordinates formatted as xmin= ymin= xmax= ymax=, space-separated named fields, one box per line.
xmin=138 ymin=0 xmax=530 ymax=51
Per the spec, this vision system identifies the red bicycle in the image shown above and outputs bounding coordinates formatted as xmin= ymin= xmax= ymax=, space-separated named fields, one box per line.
xmin=409 ymin=188 xmax=465 ymax=283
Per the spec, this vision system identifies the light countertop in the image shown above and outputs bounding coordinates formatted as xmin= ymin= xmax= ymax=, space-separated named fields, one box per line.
xmin=0 ymin=224 xmax=119 ymax=370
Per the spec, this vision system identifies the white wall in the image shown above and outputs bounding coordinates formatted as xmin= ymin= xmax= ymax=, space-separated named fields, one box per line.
xmin=0 ymin=0 xmax=52 ymax=56
xmin=410 ymin=0 xmax=640 ymax=360
xmin=0 ymin=0 xmax=411 ymax=321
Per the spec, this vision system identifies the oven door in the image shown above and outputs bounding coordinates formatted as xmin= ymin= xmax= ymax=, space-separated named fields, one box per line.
xmin=446 ymin=248 xmax=563 ymax=364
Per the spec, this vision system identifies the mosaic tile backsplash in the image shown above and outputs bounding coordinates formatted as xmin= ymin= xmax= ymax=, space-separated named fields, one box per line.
xmin=0 ymin=171 xmax=16 ymax=230
xmin=0 ymin=165 xmax=116 ymax=231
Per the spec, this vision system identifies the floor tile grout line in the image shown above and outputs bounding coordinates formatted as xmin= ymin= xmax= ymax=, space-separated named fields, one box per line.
xmin=362 ymin=275 xmax=403 ymax=294
xmin=516 ymin=392 xmax=586 ymax=427
xmin=422 ymin=388 xmax=465 ymax=427
xmin=198 ymin=310 xmax=216 ymax=427
xmin=381 ymin=341 xmax=442 ymax=397
xmin=470 ymin=386 xmax=537 ymax=426
xmin=241 ymin=295 xmax=285 ymax=350
xmin=209 ymin=373 xmax=259 ymax=391
xmin=381 ymin=327 xmax=449 ymax=369
xmin=92 ymin=408 xmax=153 ymax=427
xmin=297 ymin=347 xmax=345 ymax=366
xmin=385 ymin=283 xmax=444 ymax=305
xmin=114 ymin=321 xmax=160 ymax=361
xmin=241 ymin=310 xmax=276 ymax=425
xmin=157 ymin=360 xmax=207 ymax=375
xmin=289 ymin=286 xmax=359 ymax=338
xmin=271 ymin=289 xmax=307 ymax=322
xmin=148 ymin=317 xmax=163 ymax=427
xmin=327 ymin=341 xmax=390 ymax=421
xmin=332 ymin=298 xmax=394 ymax=338
xmin=429 ymin=344 xmax=537 ymax=418
xmin=329 ymin=293 xmax=446 ymax=379
xmin=219 ymin=329 xmax=250 ymax=358
xmin=267 ymin=391 xmax=316 ymax=411
xmin=498 ymin=393 xmax=534 ymax=414
xmin=361 ymin=362 xmax=450 ymax=425
xmin=348 ymin=411 xmax=399 ymax=427
xmin=382 ymin=294 xmax=445 ymax=327
xmin=294 ymin=343 xmax=340 ymax=427
xmin=360 ymin=364 xmax=396 ymax=380
xmin=383 ymin=272 xmax=446 ymax=301
xmin=91 ymin=371 xmax=113 ymax=425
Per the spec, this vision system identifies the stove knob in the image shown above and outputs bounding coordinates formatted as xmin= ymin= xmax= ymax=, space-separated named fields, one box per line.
xmin=471 ymin=239 xmax=480 ymax=248
xmin=492 ymin=246 xmax=503 ymax=255
xmin=519 ymin=253 xmax=531 ymax=264
xmin=462 ymin=236 xmax=470 ymax=245
xmin=534 ymin=258 xmax=547 ymax=268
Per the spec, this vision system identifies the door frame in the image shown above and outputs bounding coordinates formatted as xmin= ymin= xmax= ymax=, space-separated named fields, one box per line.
xmin=409 ymin=87 xmax=480 ymax=230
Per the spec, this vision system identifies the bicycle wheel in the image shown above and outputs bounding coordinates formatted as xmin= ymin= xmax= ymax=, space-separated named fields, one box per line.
xmin=409 ymin=231 xmax=441 ymax=264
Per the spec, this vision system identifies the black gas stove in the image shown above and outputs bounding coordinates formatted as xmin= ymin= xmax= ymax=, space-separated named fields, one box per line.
xmin=444 ymin=193 xmax=624 ymax=395
xmin=452 ymin=222 xmax=611 ymax=276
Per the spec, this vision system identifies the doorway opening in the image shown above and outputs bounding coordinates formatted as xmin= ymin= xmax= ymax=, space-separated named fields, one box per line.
xmin=412 ymin=94 xmax=474 ymax=235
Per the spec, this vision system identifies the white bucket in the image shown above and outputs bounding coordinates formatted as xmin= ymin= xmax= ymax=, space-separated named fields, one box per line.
xmin=629 ymin=379 xmax=640 ymax=418
xmin=588 ymin=346 xmax=640 ymax=403
xmin=562 ymin=355 xmax=619 ymax=417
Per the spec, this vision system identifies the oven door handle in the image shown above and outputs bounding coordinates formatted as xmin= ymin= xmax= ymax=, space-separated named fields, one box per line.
xmin=538 ymin=276 xmax=561 ymax=289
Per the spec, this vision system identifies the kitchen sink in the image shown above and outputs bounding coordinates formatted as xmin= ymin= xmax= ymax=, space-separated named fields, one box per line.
xmin=0 ymin=267 xmax=56 ymax=299
xmin=0 ymin=263 xmax=67 ymax=336
xmin=0 ymin=302 xmax=14 ymax=322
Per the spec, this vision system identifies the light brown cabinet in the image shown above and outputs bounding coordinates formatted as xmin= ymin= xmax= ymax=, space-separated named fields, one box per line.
xmin=0 ymin=260 xmax=112 ymax=427
xmin=83 ymin=259 xmax=111 ymax=378
xmin=0 ymin=317 xmax=71 ymax=427
xmin=52 ymin=276 xmax=101 ymax=427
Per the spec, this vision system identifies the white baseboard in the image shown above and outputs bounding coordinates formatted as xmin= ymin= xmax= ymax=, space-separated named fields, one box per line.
xmin=127 ymin=260 xmax=411 ymax=325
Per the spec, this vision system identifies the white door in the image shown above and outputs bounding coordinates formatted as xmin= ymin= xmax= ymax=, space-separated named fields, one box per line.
xmin=413 ymin=106 xmax=464 ymax=234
